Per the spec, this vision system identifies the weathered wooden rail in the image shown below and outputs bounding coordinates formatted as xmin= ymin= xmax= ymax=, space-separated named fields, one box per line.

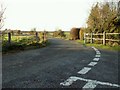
xmin=84 ymin=32 xmax=120 ymax=45
xmin=2 ymin=31 xmax=47 ymax=44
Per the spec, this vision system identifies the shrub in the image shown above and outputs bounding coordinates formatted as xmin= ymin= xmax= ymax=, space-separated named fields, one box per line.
xmin=70 ymin=28 xmax=80 ymax=40
xmin=79 ymin=29 xmax=84 ymax=40
xmin=2 ymin=43 xmax=24 ymax=53
xmin=53 ymin=30 xmax=65 ymax=37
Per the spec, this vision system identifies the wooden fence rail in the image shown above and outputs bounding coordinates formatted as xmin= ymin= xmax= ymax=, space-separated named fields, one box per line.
xmin=3 ymin=32 xmax=47 ymax=45
xmin=84 ymin=32 xmax=120 ymax=45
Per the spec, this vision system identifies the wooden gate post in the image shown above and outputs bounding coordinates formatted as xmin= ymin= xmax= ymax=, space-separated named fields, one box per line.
xmin=35 ymin=32 xmax=38 ymax=37
xmin=91 ymin=32 xmax=93 ymax=44
xmin=42 ymin=32 xmax=44 ymax=42
xmin=8 ymin=32 xmax=11 ymax=44
xmin=103 ymin=31 xmax=106 ymax=45
xmin=35 ymin=32 xmax=39 ymax=43
xmin=44 ymin=31 xmax=46 ymax=41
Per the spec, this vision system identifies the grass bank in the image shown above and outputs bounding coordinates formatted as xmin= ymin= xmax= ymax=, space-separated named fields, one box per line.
xmin=2 ymin=40 xmax=50 ymax=54
xmin=76 ymin=40 xmax=120 ymax=51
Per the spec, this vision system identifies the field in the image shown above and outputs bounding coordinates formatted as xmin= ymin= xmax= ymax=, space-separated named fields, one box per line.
xmin=2 ymin=33 xmax=49 ymax=53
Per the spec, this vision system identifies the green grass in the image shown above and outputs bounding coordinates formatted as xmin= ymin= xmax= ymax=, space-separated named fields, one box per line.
xmin=64 ymin=32 xmax=70 ymax=39
xmin=3 ymin=35 xmax=32 ymax=41
xmin=2 ymin=35 xmax=50 ymax=53
xmin=76 ymin=40 xmax=120 ymax=51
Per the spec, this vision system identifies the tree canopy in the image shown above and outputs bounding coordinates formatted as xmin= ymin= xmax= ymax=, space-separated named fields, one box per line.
xmin=87 ymin=1 xmax=119 ymax=33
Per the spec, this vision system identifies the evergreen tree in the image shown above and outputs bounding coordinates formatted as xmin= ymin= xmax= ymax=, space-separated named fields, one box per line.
xmin=87 ymin=3 xmax=101 ymax=33
xmin=87 ymin=2 xmax=118 ymax=33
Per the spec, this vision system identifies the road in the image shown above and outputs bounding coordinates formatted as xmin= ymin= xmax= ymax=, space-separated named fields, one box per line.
xmin=2 ymin=38 xmax=119 ymax=89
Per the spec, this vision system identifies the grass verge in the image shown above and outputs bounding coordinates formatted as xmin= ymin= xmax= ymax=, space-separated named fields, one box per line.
xmin=2 ymin=40 xmax=50 ymax=54
xmin=76 ymin=40 xmax=120 ymax=51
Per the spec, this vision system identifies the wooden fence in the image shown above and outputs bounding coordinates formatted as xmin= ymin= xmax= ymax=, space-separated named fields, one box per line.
xmin=84 ymin=32 xmax=120 ymax=45
xmin=3 ymin=31 xmax=47 ymax=44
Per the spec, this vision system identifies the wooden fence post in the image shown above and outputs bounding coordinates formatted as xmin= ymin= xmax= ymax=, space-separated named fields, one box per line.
xmin=103 ymin=31 xmax=106 ymax=45
xmin=91 ymin=32 xmax=93 ymax=44
xmin=42 ymin=32 xmax=44 ymax=42
xmin=35 ymin=32 xmax=39 ymax=43
xmin=8 ymin=32 xmax=11 ymax=44
xmin=44 ymin=32 xmax=46 ymax=41
xmin=84 ymin=33 xmax=86 ymax=44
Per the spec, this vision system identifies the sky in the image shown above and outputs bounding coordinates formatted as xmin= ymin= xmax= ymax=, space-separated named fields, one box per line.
xmin=1 ymin=0 xmax=113 ymax=31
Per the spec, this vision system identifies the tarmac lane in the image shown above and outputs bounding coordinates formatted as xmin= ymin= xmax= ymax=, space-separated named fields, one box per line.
xmin=2 ymin=38 xmax=119 ymax=89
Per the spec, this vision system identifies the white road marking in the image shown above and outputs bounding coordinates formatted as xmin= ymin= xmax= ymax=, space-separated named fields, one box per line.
xmin=96 ymin=51 xmax=100 ymax=53
xmin=96 ymin=51 xmax=101 ymax=55
xmin=82 ymin=81 xmax=98 ymax=90
xmin=60 ymin=76 xmax=120 ymax=88
xmin=88 ymin=62 xmax=97 ymax=66
xmin=91 ymin=47 xmax=95 ymax=49
xmin=61 ymin=46 xmax=102 ymax=88
xmin=92 ymin=47 xmax=100 ymax=54
xmin=60 ymin=76 xmax=78 ymax=86
xmin=93 ymin=58 xmax=99 ymax=61
xmin=78 ymin=67 xmax=91 ymax=74
xmin=92 ymin=47 xmax=98 ymax=51
xmin=94 ymin=48 xmax=98 ymax=51
xmin=96 ymin=50 xmax=99 ymax=52
xmin=96 ymin=53 xmax=101 ymax=55
xmin=95 ymin=55 xmax=100 ymax=58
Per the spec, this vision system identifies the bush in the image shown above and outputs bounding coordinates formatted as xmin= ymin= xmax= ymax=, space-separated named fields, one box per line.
xmin=70 ymin=28 xmax=80 ymax=40
xmin=79 ymin=29 xmax=84 ymax=40
xmin=2 ymin=43 xmax=24 ymax=52
xmin=94 ymin=40 xmax=102 ymax=44
xmin=53 ymin=30 xmax=65 ymax=37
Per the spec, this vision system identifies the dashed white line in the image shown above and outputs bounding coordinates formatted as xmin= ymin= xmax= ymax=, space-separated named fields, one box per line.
xmin=60 ymin=76 xmax=120 ymax=88
xmin=95 ymin=55 xmax=100 ymax=58
xmin=93 ymin=58 xmax=100 ymax=61
xmin=88 ymin=62 xmax=97 ymax=66
xmin=61 ymin=46 xmax=103 ymax=89
xmin=82 ymin=81 xmax=98 ymax=90
xmin=96 ymin=50 xmax=99 ymax=52
xmin=96 ymin=52 xmax=101 ymax=55
xmin=78 ymin=67 xmax=91 ymax=74
xmin=92 ymin=47 xmax=98 ymax=51
xmin=96 ymin=51 xmax=101 ymax=54
xmin=96 ymin=53 xmax=101 ymax=55
xmin=94 ymin=48 xmax=98 ymax=51
xmin=60 ymin=76 xmax=78 ymax=86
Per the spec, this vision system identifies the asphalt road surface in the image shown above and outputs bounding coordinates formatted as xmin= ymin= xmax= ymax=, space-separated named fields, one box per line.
xmin=2 ymin=38 xmax=119 ymax=89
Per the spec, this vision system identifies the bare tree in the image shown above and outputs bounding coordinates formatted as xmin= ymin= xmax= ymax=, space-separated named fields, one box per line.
xmin=0 ymin=4 xmax=6 ymax=30
xmin=118 ymin=1 xmax=120 ymax=16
